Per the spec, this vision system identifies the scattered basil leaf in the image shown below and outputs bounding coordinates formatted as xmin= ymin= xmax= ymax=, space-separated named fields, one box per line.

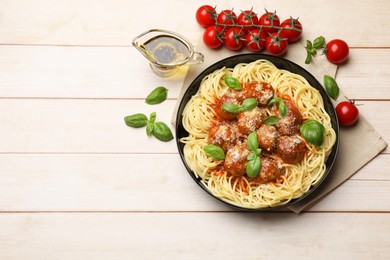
xmin=246 ymin=156 xmax=261 ymax=178
xmin=305 ymin=40 xmax=314 ymax=64
xmin=323 ymin=75 xmax=340 ymax=100
xmin=255 ymin=148 xmax=262 ymax=156
xmin=124 ymin=113 xmax=148 ymax=128
xmin=279 ymin=100 xmax=288 ymax=117
xmin=241 ymin=98 xmax=258 ymax=111
xmin=222 ymin=103 xmax=242 ymax=113
xmin=146 ymin=122 xmax=154 ymax=136
xmin=263 ymin=115 xmax=280 ymax=126
xmin=300 ymin=119 xmax=325 ymax=146
xmin=224 ymin=76 xmax=242 ymax=91
xmin=313 ymin=36 xmax=325 ymax=49
xmin=149 ymin=112 xmax=156 ymax=123
xmin=247 ymin=132 xmax=259 ymax=151
xmin=203 ymin=144 xmax=225 ymax=160
xmin=145 ymin=86 xmax=168 ymax=105
xmin=152 ymin=122 xmax=174 ymax=142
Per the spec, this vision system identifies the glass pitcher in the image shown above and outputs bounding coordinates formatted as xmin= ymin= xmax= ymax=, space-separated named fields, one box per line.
xmin=132 ymin=29 xmax=204 ymax=77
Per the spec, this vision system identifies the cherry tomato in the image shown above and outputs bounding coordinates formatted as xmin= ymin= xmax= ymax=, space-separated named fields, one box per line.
xmin=223 ymin=27 xmax=244 ymax=51
xmin=217 ymin=10 xmax=238 ymax=25
xmin=238 ymin=10 xmax=259 ymax=33
xmin=265 ymin=31 xmax=288 ymax=56
xmin=196 ymin=5 xmax=217 ymax=28
xmin=335 ymin=100 xmax=359 ymax=126
xmin=203 ymin=26 xmax=223 ymax=49
xmin=245 ymin=29 xmax=266 ymax=52
xmin=326 ymin=39 xmax=349 ymax=64
xmin=280 ymin=18 xmax=303 ymax=43
xmin=258 ymin=11 xmax=280 ymax=34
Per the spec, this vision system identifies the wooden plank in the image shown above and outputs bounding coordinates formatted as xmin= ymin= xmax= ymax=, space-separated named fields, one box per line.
xmin=0 ymin=46 xmax=389 ymax=99
xmin=0 ymin=154 xmax=388 ymax=212
xmin=0 ymin=213 xmax=389 ymax=259
xmin=0 ymin=45 xmax=185 ymax=98
xmin=0 ymin=0 xmax=389 ymax=47
xmin=0 ymin=99 xmax=178 ymax=153
xmin=0 ymin=99 xmax=387 ymax=153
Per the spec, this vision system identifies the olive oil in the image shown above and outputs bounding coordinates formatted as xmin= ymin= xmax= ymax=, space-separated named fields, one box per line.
xmin=140 ymin=35 xmax=190 ymax=65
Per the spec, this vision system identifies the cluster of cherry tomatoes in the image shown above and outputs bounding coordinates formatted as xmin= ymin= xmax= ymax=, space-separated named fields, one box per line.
xmin=196 ymin=5 xmax=303 ymax=56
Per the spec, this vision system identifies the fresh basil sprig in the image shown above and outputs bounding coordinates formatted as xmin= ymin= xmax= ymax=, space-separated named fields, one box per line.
xmin=305 ymin=36 xmax=325 ymax=64
xmin=222 ymin=98 xmax=258 ymax=113
xmin=145 ymin=86 xmax=168 ymax=105
xmin=246 ymin=132 xmax=262 ymax=178
xmin=124 ymin=112 xmax=173 ymax=142
xmin=300 ymin=119 xmax=325 ymax=146
xmin=268 ymin=97 xmax=288 ymax=117
xmin=203 ymin=144 xmax=225 ymax=160
xmin=224 ymin=76 xmax=242 ymax=91
xmin=323 ymin=75 xmax=340 ymax=100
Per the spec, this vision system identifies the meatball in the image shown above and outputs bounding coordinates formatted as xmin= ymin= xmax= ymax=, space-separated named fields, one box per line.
xmin=251 ymin=157 xmax=284 ymax=184
xmin=242 ymin=82 xmax=274 ymax=106
xmin=208 ymin=122 xmax=239 ymax=152
xmin=257 ymin=125 xmax=278 ymax=152
xmin=275 ymin=100 xmax=303 ymax=136
xmin=211 ymin=92 xmax=242 ymax=121
xmin=224 ymin=142 xmax=250 ymax=177
xmin=237 ymin=107 xmax=267 ymax=135
xmin=276 ymin=135 xmax=307 ymax=164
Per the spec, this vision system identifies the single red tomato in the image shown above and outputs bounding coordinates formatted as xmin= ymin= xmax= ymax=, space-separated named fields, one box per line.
xmin=258 ymin=11 xmax=280 ymax=34
xmin=223 ymin=27 xmax=244 ymax=51
xmin=245 ymin=29 xmax=266 ymax=52
xmin=335 ymin=100 xmax=359 ymax=126
xmin=195 ymin=5 xmax=217 ymax=28
xmin=265 ymin=31 xmax=288 ymax=56
xmin=203 ymin=26 xmax=223 ymax=49
xmin=238 ymin=10 xmax=259 ymax=33
xmin=217 ymin=10 xmax=238 ymax=25
xmin=326 ymin=39 xmax=349 ymax=64
xmin=280 ymin=18 xmax=303 ymax=43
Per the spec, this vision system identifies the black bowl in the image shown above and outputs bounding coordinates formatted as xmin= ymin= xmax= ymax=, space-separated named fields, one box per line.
xmin=175 ymin=53 xmax=339 ymax=211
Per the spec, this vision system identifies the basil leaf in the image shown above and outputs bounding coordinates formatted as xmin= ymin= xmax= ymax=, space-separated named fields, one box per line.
xmin=145 ymin=86 xmax=168 ymax=105
xmin=246 ymin=156 xmax=261 ymax=178
xmin=268 ymin=97 xmax=282 ymax=106
xmin=224 ymin=76 xmax=242 ymax=91
xmin=263 ymin=115 xmax=280 ymax=126
xmin=300 ymin=119 xmax=325 ymax=146
xmin=222 ymin=103 xmax=241 ymax=113
xmin=146 ymin=122 xmax=154 ymax=136
xmin=313 ymin=36 xmax=325 ymax=49
xmin=241 ymin=98 xmax=258 ymax=111
xmin=124 ymin=113 xmax=148 ymax=128
xmin=149 ymin=112 xmax=156 ymax=123
xmin=203 ymin=144 xmax=225 ymax=160
xmin=255 ymin=148 xmax=262 ymax=156
xmin=247 ymin=132 xmax=259 ymax=151
xmin=305 ymin=40 xmax=314 ymax=64
xmin=323 ymin=75 xmax=340 ymax=101
xmin=279 ymin=100 xmax=288 ymax=117
xmin=247 ymin=151 xmax=257 ymax=161
xmin=152 ymin=122 xmax=174 ymax=142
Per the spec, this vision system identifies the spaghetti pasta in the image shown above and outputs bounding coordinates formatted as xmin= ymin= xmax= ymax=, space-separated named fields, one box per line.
xmin=180 ymin=59 xmax=336 ymax=209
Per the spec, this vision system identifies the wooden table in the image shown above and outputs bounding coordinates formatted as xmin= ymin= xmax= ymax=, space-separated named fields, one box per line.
xmin=1 ymin=0 xmax=389 ymax=258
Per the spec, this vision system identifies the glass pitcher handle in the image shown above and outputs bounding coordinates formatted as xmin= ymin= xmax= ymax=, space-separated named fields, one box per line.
xmin=187 ymin=52 xmax=204 ymax=65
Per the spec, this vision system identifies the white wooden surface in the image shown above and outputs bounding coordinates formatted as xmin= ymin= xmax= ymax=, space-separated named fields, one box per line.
xmin=0 ymin=0 xmax=389 ymax=259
